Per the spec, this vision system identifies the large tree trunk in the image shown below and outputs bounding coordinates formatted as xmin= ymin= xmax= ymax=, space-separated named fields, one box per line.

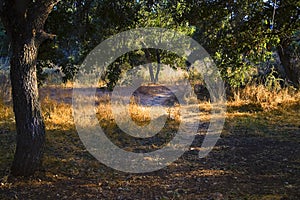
xmin=278 ymin=39 xmax=300 ymax=88
xmin=10 ymin=39 xmax=46 ymax=176
xmin=0 ymin=0 xmax=58 ymax=176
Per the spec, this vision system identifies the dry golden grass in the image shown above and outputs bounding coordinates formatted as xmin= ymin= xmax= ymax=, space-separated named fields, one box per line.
xmin=95 ymin=96 xmax=182 ymax=138
xmin=0 ymin=84 xmax=300 ymax=200
xmin=0 ymin=100 xmax=14 ymax=131
xmin=0 ymin=83 xmax=299 ymax=134
xmin=0 ymin=101 xmax=13 ymax=121
xmin=0 ymin=83 xmax=299 ymax=143
xmin=41 ymin=96 xmax=74 ymax=131
xmin=229 ymin=85 xmax=300 ymax=110
xmin=0 ymin=83 xmax=299 ymax=132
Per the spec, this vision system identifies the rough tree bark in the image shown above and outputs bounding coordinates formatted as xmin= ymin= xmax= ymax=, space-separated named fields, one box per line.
xmin=277 ymin=39 xmax=300 ymax=88
xmin=0 ymin=0 xmax=58 ymax=176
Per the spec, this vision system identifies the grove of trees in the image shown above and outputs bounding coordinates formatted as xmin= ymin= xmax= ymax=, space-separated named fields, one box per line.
xmin=0 ymin=0 xmax=299 ymax=176
xmin=36 ymin=0 xmax=300 ymax=88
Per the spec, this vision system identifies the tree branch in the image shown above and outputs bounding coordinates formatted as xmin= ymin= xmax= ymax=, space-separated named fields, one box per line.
xmin=35 ymin=29 xmax=56 ymax=44
xmin=29 ymin=0 xmax=60 ymax=30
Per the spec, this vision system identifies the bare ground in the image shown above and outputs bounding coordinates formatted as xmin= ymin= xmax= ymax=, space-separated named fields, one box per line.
xmin=0 ymin=85 xmax=299 ymax=199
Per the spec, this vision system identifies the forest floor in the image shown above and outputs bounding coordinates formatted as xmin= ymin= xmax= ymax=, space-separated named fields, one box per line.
xmin=0 ymin=85 xmax=299 ymax=200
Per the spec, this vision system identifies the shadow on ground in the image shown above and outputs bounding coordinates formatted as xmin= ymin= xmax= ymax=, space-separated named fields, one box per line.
xmin=0 ymin=89 xmax=299 ymax=199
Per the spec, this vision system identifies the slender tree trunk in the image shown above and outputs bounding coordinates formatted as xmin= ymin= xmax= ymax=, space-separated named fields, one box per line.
xmin=10 ymin=39 xmax=46 ymax=176
xmin=154 ymin=49 xmax=161 ymax=83
xmin=145 ymin=49 xmax=155 ymax=83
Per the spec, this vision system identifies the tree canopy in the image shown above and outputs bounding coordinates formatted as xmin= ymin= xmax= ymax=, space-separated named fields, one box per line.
xmin=1 ymin=1 xmax=299 ymax=87
xmin=29 ymin=0 xmax=299 ymax=88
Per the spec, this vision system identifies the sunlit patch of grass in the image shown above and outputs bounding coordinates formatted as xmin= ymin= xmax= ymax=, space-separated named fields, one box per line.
xmin=0 ymin=100 xmax=14 ymax=130
xmin=41 ymin=96 xmax=74 ymax=131
xmin=38 ymin=82 xmax=300 ymax=145
xmin=231 ymin=85 xmax=300 ymax=110
xmin=95 ymin=96 xmax=182 ymax=129
xmin=129 ymin=104 xmax=154 ymax=126
xmin=93 ymin=98 xmax=183 ymax=152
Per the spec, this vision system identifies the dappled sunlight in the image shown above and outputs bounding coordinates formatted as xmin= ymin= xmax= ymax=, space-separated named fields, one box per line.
xmin=41 ymin=97 xmax=74 ymax=131
xmin=1 ymin=85 xmax=300 ymax=199
xmin=230 ymin=85 xmax=300 ymax=110
xmin=0 ymin=0 xmax=299 ymax=197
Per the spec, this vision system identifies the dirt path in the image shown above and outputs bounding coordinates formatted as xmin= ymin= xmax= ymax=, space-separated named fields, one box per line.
xmin=39 ymin=85 xmax=181 ymax=107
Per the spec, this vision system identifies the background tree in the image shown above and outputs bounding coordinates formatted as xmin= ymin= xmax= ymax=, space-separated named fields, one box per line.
xmin=274 ymin=0 xmax=300 ymax=87
xmin=38 ymin=0 xmax=139 ymax=83
xmin=96 ymin=0 xmax=196 ymax=86
xmin=0 ymin=0 xmax=58 ymax=176
xmin=132 ymin=0 xmax=195 ymax=83
xmin=183 ymin=0 xmax=299 ymax=88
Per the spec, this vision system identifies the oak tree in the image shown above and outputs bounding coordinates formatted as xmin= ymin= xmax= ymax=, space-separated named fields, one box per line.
xmin=0 ymin=0 xmax=58 ymax=176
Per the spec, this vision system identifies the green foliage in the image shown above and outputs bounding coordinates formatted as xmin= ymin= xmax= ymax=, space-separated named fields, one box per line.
xmin=99 ymin=0 xmax=196 ymax=87
xmin=183 ymin=0 xmax=299 ymax=88
xmin=31 ymin=0 xmax=299 ymax=88
xmin=264 ymin=67 xmax=283 ymax=91
xmin=126 ymin=0 xmax=195 ymax=84
xmin=38 ymin=0 xmax=140 ymax=85
xmin=101 ymin=54 xmax=131 ymax=91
